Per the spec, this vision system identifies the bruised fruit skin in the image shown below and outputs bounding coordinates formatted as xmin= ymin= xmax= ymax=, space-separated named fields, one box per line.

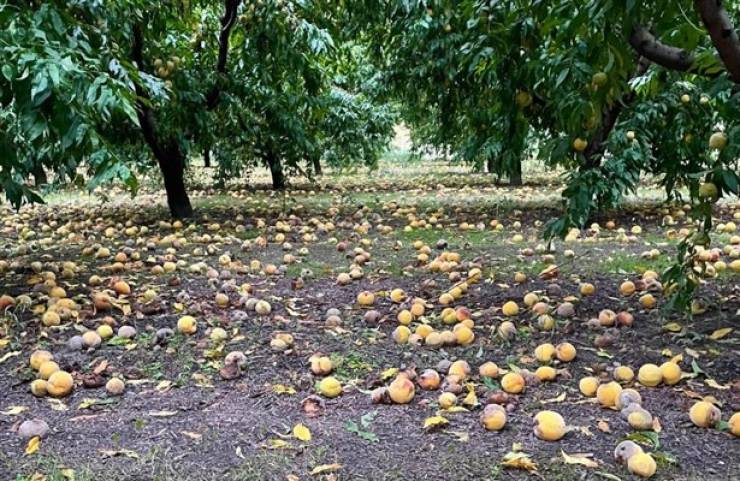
xmin=357 ymin=291 xmax=375 ymax=306
xmin=628 ymin=452 xmax=657 ymax=478
xmin=479 ymin=362 xmax=499 ymax=378
xmin=418 ymin=369 xmax=441 ymax=390
xmin=501 ymin=372 xmax=525 ymax=394
xmin=555 ymin=342 xmax=576 ymax=362
xmin=533 ymin=410 xmax=566 ymax=441
xmin=309 ymin=355 xmax=333 ymax=376
xmin=637 ymin=364 xmax=662 ymax=387
xmin=689 ymin=401 xmax=721 ymax=428
xmin=729 ymin=412 xmax=740 ymax=437
xmin=177 ymin=315 xmax=197 ymax=334
xmin=30 ymin=350 xmax=53 ymax=370
xmin=388 ymin=376 xmax=415 ymax=404
xmin=82 ymin=330 xmax=102 ymax=348
xmin=106 ymin=377 xmax=125 ymax=395
xmin=628 ymin=408 xmax=654 ymax=430
xmin=392 ymin=326 xmax=411 ymax=344
xmin=659 ymin=361 xmax=681 ymax=385
xmin=579 ymin=377 xmax=599 ymax=397
xmin=534 ymin=343 xmax=556 ymax=363
xmin=480 ymin=404 xmax=507 ymax=431
xmin=47 ymin=370 xmax=74 ymax=397
xmin=30 ymin=379 xmax=48 ymax=397
xmin=613 ymin=366 xmax=634 ymax=383
xmin=38 ymin=361 xmax=60 ymax=380
xmin=596 ymin=381 xmax=623 ymax=408
xmin=615 ymin=389 xmax=642 ymax=410
xmin=448 ymin=360 xmax=471 ymax=380
xmin=614 ymin=440 xmax=644 ymax=466
xmin=439 ymin=392 xmax=457 ymax=409
xmin=535 ymin=366 xmax=557 ymax=381
xmin=318 ymin=376 xmax=342 ymax=398
xmin=502 ymin=301 xmax=519 ymax=316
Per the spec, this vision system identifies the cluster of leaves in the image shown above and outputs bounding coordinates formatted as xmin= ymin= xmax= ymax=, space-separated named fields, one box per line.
xmin=1 ymin=0 xmax=395 ymax=207
xmin=0 ymin=2 xmax=141 ymax=207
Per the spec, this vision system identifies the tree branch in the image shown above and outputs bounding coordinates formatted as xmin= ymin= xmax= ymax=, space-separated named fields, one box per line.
xmin=628 ymin=25 xmax=695 ymax=72
xmin=206 ymin=0 xmax=242 ymax=110
xmin=694 ymin=0 xmax=740 ymax=83
xmin=131 ymin=24 xmax=168 ymax=160
xmin=582 ymin=57 xmax=651 ymax=169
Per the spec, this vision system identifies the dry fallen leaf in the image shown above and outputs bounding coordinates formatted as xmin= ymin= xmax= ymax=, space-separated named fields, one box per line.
xmin=501 ymin=452 xmax=537 ymax=471
xmin=597 ymin=419 xmax=610 ymax=433
xmin=542 ymin=392 xmax=566 ymax=404
xmin=310 ymin=463 xmax=342 ymax=475
xmin=25 ymin=436 xmax=41 ymax=455
xmin=705 ymin=379 xmax=729 ymax=390
xmin=709 ymin=327 xmax=732 ymax=340
xmin=561 ymin=450 xmax=599 ymax=468
xmin=272 ymin=384 xmax=297 ymax=395
xmin=181 ymin=431 xmax=202 ymax=441
xmin=148 ymin=410 xmax=178 ymax=417
xmin=99 ymin=448 xmax=139 ymax=459
xmin=1 ymin=406 xmax=28 ymax=416
xmin=423 ymin=415 xmax=449 ymax=430
xmin=293 ymin=423 xmax=312 ymax=442
xmin=663 ymin=322 xmax=682 ymax=333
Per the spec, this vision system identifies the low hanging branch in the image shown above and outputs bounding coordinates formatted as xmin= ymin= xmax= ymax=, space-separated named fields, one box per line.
xmin=628 ymin=26 xmax=695 ymax=72
xmin=694 ymin=0 xmax=740 ymax=83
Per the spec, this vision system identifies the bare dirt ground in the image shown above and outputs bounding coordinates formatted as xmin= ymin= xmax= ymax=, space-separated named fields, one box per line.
xmin=1 ymin=167 xmax=739 ymax=481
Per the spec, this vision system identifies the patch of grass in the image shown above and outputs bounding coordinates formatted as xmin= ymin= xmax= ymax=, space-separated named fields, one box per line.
xmin=330 ymin=351 xmax=375 ymax=380
xmin=597 ymin=252 xmax=673 ymax=275
xmin=12 ymin=455 xmax=93 ymax=481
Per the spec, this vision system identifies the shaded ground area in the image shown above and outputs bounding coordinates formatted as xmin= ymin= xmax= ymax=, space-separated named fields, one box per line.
xmin=1 ymin=175 xmax=739 ymax=481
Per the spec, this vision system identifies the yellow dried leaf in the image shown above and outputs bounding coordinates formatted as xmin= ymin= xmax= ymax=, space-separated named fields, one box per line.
xmin=293 ymin=423 xmax=312 ymax=442
xmin=267 ymin=439 xmax=290 ymax=449
xmin=423 ymin=415 xmax=449 ymax=430
xmin=561 ymin=450 xmax=599 ymax=468
xmin=685 ymin=348 xmax=700 ymax=358
xmin=705 ymin=379 xmax=729 ymax=390
xmin=542 ymin=392 xmax=566 ymax=404
xmin=25 ymin=436 xmax=41 ymax=455
xmin=0 ymin=338 xmax=10 ymax=347
xmin=156 ymin=380 xmax=173 ymax=392
xmin=1 ymin=406 xmax=28 ymax=416
xmin=663 ymin=322 xmax=682 ymax=333
xmin=310 ymin=463 xmax=342 ymax=475
xmin=661 ymin=348 xmax=673 ymax=357
xmin=272 ymin=384 xmax=296 ymax=395
xmin=0 ymin=350 xmax=21 ymax=364
xmin=442 ymin=406 xmax=469 ymax=414
xmin=501 ymin=452 xmax=537 ymax=471
xmin=709 ymin=327 xmax=732 ymax=340
xmin=652 ymin=417 xmax=662 ymax=433
xmin=670 ymin=353 xmax=684 ymax=364
xmin=380 ymin=367 xmax=399 ymax=380
xmin=60 ymin=468 xmax=75 ymax=480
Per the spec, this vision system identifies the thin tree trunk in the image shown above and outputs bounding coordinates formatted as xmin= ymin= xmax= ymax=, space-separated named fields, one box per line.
xmin=267 ymin=150 xmax=285 ymax=190
xmin=32 ymin=164 xmax=47 ymax=186
xmin=158 ymin=148 xmax=193 ymax=218
xmin=204 ymin=148 xmax=211 ymax=168
xmin=509 ymin=160 xmax=522 ymax=186
xmin=312 ymin=155 xmax=322 ymax=176
xmin=486 ymin=157 xmax=495 ymax=174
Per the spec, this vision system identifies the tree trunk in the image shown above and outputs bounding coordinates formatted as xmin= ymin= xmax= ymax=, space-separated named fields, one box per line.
xmin=32 ymin=164 xmax=47 ymax=186
xmin=486 ymin=157 xmax=495 ymax=174
xmin=694 ymin=0 xmax=740 ymax=83
xmin=203 ymin=148 xmax=211 ymax=168
xmin=157 ymin=149 xmax=194 ymax=218
xmin=582 ymin=57 xmax=650 ymax=169
xmin=312 ymin=155 xmax=322 ymax=176
xmin=267 ymin=151 xmax=285 ymax=190
xmin=509 ymin=160 xmax=522 ymax=186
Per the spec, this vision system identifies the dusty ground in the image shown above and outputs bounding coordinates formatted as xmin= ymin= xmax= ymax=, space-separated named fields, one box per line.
xmin=1 ymin=165 xmax=739 ymax=481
